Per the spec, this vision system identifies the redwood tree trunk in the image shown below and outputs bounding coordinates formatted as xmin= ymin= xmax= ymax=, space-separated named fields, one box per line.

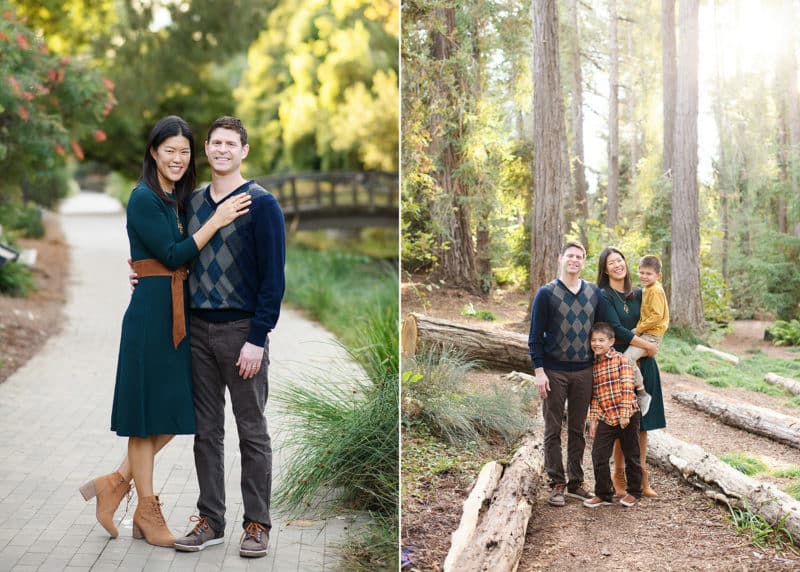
xmin=567 ymin=0 xmax=589 ymax=249
xmin=530 ymin=0 xmax=567 ymax=290
xmin=661 ymin=0 xmax=676 ymax=295
xmin=606 ymin=0 xmax=619 ymax=229
xmin=670 ymin=0 xmax=703 ymax=330
xmin=430 ymin=7 xmax=479 ymax=291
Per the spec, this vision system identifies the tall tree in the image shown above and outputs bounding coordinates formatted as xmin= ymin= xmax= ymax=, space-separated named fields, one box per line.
xmin=670 ymin=0 xmax=703 ymax=330
xmin=661 ymin=0 xmax=676 ymax=178
xmin=530 ymin=0 xmax=567 ymax=289
xmin=565 ymin=0 xmax=589 ymax=249
xmin=429 ymin=6 xmax=479 ymax=290
xmin=606 ymin=0 xmax=619 ymax=228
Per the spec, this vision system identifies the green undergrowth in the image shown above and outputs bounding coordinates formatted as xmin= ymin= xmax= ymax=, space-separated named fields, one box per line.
xmin=719 ymin=453 xmax=769 ymax=476
xmin=729 ymin=502 xmax=798 ymax=555
xmin=284 ymin=242 xmax=397 ymax=349
xmin=720 ymin=454 xmax=800 ymax=503
xmin=658 ymin=332 xmax=800 ymax=406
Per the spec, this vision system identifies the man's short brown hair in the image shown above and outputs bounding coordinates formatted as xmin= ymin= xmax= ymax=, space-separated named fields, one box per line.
xmin=207 ymin=116 xmax=248 ymax=146
xmin=561 ymin=241 xmax=586 ymax=257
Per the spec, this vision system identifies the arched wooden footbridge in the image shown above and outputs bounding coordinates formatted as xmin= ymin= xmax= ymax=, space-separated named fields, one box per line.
xmin=254 ymin=171 xmax=398 ymax=230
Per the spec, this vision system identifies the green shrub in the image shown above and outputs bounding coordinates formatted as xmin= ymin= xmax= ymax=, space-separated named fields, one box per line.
xmin=728 ymin=501 xmax=797 ymax=553
xmin=402 ymin=344 xmax=531 ymax=445
xmin=461 ymin=303 xmax=496 ymax=321
xmin=273 ymin=307 xmax=398 ymax=569
xmin=773 ymin=466 xmax=800 ymax=479
xmin=0 ymin=261 xmax=35 ymax=297
xmin=720 ymin=453 xmax=768 ymax=476
xmin=0 ymin=202 xmax=44 ymax=239
xmin=766 ymin=320 xmax=800 ymax=346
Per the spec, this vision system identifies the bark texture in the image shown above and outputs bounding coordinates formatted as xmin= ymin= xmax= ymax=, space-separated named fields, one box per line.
xmin=401 ymin=313 xmax=533 ymax=372
xmin=444 ymin=433 xmax=544 ymax=572
xmin=530 ymin=0 xmax=567 ymax=291
xmin=647 ymin=431 xmax=800 ymax=540
xmin=764 ymin=372 xmax=800 ymax=396
xmin=672 ymin=391 xmax=800 ymax=450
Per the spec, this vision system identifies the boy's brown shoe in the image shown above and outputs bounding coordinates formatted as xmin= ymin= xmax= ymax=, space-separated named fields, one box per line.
xmin=565 ymin=482 xmax=593 ymax=501
xmin=619 ymin=494 xmax=639 ymax=507
xmin=548 ymin=484 xmax=566 ymax=507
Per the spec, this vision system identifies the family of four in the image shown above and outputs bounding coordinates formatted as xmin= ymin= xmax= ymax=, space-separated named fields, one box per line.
xmin=78 ymin=115 xmax=285 ymax=558
xmin=529 ymin=241 xmax=669 ymax=508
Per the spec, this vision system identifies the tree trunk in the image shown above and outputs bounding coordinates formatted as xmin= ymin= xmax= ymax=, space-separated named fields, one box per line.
xmin=606 ymin=0 xmax=619 ymax=229
xmin=670 ymin=0 xmax=703 ymax=331
xmin=660 ymin=0 xmax=676 ymax=295
xmin=627 ymin=18 xmax=638 ymax=178
xmin=401 ymin=313 xmax=533 ymax=372
xmin=444 ymin=433 xmax=544 ymax=572
xmin=566 ymin=0 xmax=589 ymax=249
xmin=661 ymin=0 xmax=676 ymax=178
xmin=672 ymin=391 xmax=800 ymax=450
xmin=694 ymin=344 xmax=738 ymax=364
xmin=647 ymin=431 xmax=800 ymax=540
xmin=530 ymin=0 xmax=567 ymax=290
xmin=430 ymin=7 xmax=479 ymax=291
xmin=764 ymin=372 xmax=800 ymax=396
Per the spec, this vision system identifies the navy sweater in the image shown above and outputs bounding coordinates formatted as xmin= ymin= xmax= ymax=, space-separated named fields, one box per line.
xmin=186 ymin=181 xmax=286 ymax=347
xmin=528 ymin=278 xmax=605 ymax=371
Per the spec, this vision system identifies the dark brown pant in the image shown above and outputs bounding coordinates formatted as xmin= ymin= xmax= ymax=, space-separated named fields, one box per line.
xmin=541 ymin=367 xmax=593 ymax=488
xmin=190 ymin=316 xmax=272 ymax=533
xmin=592 ymin=413 xmax=642 ymax=501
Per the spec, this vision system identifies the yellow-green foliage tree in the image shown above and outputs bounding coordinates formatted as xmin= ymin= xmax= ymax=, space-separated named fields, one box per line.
xmin=236 ymin=0 xmax=398 ymax=174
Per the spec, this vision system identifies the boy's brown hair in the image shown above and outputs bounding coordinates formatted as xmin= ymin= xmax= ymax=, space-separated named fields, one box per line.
xmin=590 ymin=322 xmax=615 ymax=339
xmin=639 ymin=254 xmax=662 ymax=273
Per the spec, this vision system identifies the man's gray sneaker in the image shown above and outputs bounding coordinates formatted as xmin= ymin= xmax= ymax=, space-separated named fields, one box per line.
xmin=548 ymin=483 xmax=566 ymax=507
xmin=240 ymin=521 xmax=269 ymax=558
xmin=174 ymin=516 xmax=224 ymax=552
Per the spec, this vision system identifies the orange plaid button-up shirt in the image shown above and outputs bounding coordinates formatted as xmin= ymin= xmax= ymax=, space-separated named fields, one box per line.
xmin=589 ymin=348 xmax=639 ymax=428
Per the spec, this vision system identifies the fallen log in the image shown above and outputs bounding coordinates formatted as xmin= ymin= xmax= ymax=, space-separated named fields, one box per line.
xmin=764 ymin=372 xmax=800 ymax=396
xmin=647 ymin=431 xmax=800 ymax=540
xmin=402 ymin=312 xmax=533 ymax=372
xmin=672 ymin=391 xmax=800 ymax=450
xmin=443 ymin=432 xmax=544 ymax=572
xmin=695 ymin=344 xmax=739 ymax=364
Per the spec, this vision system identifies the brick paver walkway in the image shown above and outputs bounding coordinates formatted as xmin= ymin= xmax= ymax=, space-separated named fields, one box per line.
xmin=0 ymin=193 xmax=363 ymax=571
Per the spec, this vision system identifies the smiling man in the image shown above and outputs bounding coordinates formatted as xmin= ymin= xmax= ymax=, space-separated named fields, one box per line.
xmin=528 ymin=241 xmax=606 ymax=507
xmin=174 ymin=116 xmax=285 ymax=558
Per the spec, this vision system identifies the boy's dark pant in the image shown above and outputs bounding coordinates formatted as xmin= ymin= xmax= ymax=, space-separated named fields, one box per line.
xmin=542 ymin=367 xmax=594 ymax=488
xmin=190 ymin=316 xmax=272 ymax=534
xmin=592 ymin=412 xmax=642 ymax=501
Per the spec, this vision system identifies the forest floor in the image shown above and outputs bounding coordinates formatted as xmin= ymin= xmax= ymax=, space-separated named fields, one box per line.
xmin=401 ymin=277 xmax=800 ymax=571
xmin=0 ymin=212 xmax=68 ymax=384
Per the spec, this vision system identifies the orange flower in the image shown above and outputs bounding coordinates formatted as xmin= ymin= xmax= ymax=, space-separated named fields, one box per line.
xmin=60 ymin=55 xmax=71 ymax=65
xmin=94 ymin=129 xmax=107 ymax=142
xmin=38 ymin=43 xmax=49 ymax=54
xmin=7 ymin=75 xmax=21 ymax=96
xmin=17 ymin=105 xmax=29 ymax=120
xmin=0 ymin=31 xmax=8 ymax=41
xmin=23 ymin=91 xmax=34 ymax=101
xmin=15 ymin=33 xmax=28 ymax=49
xmin=2 ymin=10 xmax=15 ymax=21
xmin=47 ymin=69 xmax=58 ymax=82
xmin=54 ymin=144 xmax=65 ymax=156
xmin=101 ymin=77 xmax=115 ymax=90
xmin=70 ymin=140 xmax=84 ymax=160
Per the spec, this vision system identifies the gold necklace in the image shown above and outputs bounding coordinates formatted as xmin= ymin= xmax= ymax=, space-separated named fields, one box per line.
xmin=611 ymin=287 xmax=629 ymax=314
xmin=173 ymin=205 xmax=184 ymax=234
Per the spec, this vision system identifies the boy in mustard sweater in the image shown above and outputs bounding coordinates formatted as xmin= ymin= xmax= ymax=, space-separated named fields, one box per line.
xmin=625 ymin=255 xmax=669 ymax=416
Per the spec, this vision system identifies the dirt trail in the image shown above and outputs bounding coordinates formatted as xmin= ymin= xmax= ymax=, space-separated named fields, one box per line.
xmin=401 ymin=284 xmax=800 ymax=571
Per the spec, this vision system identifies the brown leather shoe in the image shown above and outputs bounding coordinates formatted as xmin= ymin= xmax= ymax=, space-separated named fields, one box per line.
xmin=79 ymin=471 xmax=131 ymax=538
xmin=132 ymin=496 xmax=176 ymax=547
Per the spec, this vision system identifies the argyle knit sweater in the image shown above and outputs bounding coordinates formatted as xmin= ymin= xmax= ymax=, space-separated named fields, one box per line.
xmin=528 ymin=278 xmax=605 ymax=371
xmin=186 ymin=181 xmax=285 ymax=347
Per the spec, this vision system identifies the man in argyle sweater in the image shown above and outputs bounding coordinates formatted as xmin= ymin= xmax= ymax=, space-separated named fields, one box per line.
xmin=528 ymin=241 xmax=606 ymax=507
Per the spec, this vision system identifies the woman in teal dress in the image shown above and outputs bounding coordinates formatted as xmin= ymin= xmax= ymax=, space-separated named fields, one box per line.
xmin=79 ymin=116 xmax=251 ymax=547
xmin=597 ymin=246 xmax=664 ymax=498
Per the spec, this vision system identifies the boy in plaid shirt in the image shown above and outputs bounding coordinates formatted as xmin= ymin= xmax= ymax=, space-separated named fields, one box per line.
xmin=584 ymin=322 xmax=643 ymax=508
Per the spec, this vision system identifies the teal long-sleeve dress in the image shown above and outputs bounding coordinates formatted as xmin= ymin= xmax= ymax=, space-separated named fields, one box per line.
xmin=110 ymin=184 xmax=200 ymax=437
xmin=600 ymin=287 xmax=667 ymax=431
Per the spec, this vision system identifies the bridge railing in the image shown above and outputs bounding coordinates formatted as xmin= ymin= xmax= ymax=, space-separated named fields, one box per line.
xmin=253 ymin=171 xmax=398 ymax=215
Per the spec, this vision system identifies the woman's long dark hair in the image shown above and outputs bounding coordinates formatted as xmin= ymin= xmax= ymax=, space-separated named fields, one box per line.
xmin=596 ymin=246 xmax=635 ymax=299
xmin=140 ymin=115 xmax=196 ymax=212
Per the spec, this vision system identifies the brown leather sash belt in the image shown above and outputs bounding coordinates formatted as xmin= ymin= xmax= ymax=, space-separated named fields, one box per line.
xmin=132 ymin=258 xmax=189 ymax=349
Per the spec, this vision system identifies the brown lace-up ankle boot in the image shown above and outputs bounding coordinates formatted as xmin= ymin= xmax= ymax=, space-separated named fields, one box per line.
xmin=79 ymin=472 xmax=131 ymax=538
xmin=132 ymin=496 xmax=176 ymax=547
